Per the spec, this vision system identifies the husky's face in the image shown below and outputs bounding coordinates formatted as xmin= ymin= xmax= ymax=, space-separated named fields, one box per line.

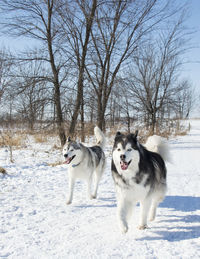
xmin=63 ymin=137 xmax=82 ymax=165
xmin=112 ymin=131 xmax=140 ymax=174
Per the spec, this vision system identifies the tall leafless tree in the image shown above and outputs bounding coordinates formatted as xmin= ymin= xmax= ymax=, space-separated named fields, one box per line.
xmin=56 ymin=0 xmax=97 ymax=138
xmin=174 ymin=79 xmax=194 ymax=119
xmin=0 ymin=49 xmax=12 ymax=102
xmin=10 ymin=61 xmax=49 ymax=130
xmin=85 ymin=0 xmax=179 ymax=130
xmin=127 ymin=14 xmax=189 ymax=133
xmin=0 ymin=0 xmax=68 ymax=145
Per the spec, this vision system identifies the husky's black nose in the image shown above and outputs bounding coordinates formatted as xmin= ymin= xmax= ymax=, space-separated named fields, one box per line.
xmin=120 ymin=154 xmax=126 ymax=161
xmin=64 ymin=154 xmax=68 ymax=158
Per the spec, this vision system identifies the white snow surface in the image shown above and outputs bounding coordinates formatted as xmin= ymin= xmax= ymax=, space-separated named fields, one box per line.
xmin=0 ymin=120 xmax=200 ymax=259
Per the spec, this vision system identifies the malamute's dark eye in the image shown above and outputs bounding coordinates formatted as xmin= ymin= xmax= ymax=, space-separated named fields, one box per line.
xmin=127 ymin=148 xmax=132 ymax=152
xmin=117 ymin=148 xmax=121 ymax=151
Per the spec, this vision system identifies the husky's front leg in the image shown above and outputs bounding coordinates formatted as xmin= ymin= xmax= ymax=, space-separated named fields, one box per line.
xmin=139 ymin=198 xmax=151 ymax=229
xmin=87 ymin=175 xmax=95 ymax=199
xmin=92 ymin=167 xmax=103 ymax=199
xmin=66 ymin=177 xmax=75 ymax=205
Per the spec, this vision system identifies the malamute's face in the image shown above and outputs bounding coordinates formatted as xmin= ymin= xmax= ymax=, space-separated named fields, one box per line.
xmin=63 ymin=138 xmax=82 ymax=165
xmin=112 ymin=131 xmax=140 ymax=173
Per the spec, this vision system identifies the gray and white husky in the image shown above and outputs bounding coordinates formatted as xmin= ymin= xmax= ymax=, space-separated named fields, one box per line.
xmin=63 ymin=126 xmax=105 ymax=204
xmin=112 ymin=130 xmax=169 ymax=233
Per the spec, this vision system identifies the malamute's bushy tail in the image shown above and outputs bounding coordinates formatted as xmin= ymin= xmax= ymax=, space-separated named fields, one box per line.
xmin=145 ymin=135 xmax=171 ymax=162
xmin=94 ymin=126 xmax=106 ymax=149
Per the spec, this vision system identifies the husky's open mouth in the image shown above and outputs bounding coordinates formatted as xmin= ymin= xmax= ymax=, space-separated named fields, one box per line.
xmin=120 ymin=160 xmax=132 ymax=170
xmin=64 ymin=155 xmax=76 ymax=164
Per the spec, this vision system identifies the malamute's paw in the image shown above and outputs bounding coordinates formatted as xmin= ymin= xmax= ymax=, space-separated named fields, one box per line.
xmin=149 ymin=216 xmax=155 ymax=222
xmin=120 ymin=225 xmax=128 ymax=234
xmin=138 ymin=224 xmax=149 ymax=230
xmin=119 ymin=223 xmax=128 ymax=233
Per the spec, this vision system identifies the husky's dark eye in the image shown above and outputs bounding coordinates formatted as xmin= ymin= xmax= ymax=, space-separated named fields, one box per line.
xmin=127 ymin=148 xmax=132 ymax=152
xmin=117 ymin=148 xmax=121 ymax=151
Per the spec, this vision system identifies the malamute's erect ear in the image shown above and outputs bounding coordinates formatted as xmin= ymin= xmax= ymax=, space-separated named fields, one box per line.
xmin=129 ymin=130 xmax=138 ymax=141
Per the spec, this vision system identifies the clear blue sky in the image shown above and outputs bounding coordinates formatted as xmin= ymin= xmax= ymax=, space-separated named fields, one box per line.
xmin=181 ymin=0 xmax=200 ymax=92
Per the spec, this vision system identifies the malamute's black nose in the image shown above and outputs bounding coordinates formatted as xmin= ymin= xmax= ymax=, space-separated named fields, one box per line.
xmin=64 ymin=154 xmax=68 ymax=158
xmin=120 ymin=154 xmax=126 ymax=161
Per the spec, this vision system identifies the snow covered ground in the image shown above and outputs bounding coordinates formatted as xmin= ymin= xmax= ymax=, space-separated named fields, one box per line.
xmin=0 ymin=120 xmax=200 ymax=259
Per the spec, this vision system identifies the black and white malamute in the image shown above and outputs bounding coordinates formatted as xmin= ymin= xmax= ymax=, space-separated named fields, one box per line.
xmin=112 ymin=130 xmax=169 ymax=233
xmin=63 ymin=126 xmax=105 ymax=204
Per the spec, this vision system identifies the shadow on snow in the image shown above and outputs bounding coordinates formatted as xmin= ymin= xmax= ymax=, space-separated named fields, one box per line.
xmin=137 ymin=195 xmax=200 ymax=242
xmin=160 ymin=195 xmax=200 ymax=212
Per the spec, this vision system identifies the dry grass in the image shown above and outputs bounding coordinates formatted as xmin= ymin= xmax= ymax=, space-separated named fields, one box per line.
xmin=106 ymin=119 xmax=189 ymax=143
xmin=0 ymin=132 xmax=24 ymax=147
xmin=0 ymin=166 xmax=7 ymax=174
xmin=0 ymin=119 xmax=189 ymax=152
xmin=48 ymin=161 xmax=64 ymax=167
xmin=33 ymin=134 xmax=48 ymax=143
xmin=174 ymin=129 xmax=188 ymax=136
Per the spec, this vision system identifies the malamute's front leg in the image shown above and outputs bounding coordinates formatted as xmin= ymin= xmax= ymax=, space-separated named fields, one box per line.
xmin=117 ymin=199 xmax=132 ymax=233
xmin=118 ymin=206 xmax=128 ymax=233
xmin=66 ymin=178 xmax=75 ymax=205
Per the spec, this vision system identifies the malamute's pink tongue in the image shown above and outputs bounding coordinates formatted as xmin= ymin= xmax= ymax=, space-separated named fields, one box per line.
xmin=121 ymin=161 xmax=129 ymax=170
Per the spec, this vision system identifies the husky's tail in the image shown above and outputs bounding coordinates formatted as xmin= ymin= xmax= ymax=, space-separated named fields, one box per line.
xmin=94 ymin=126 xmax=106 ymax=149
xmin=145 ymin=135 xmax=171 ymax=162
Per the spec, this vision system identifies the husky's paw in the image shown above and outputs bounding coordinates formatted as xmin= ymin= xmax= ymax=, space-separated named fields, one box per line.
xmin=66 ymin=200 xmax=72 ymax=205
xmin=90 ymin=194 xmax=96 ymax=200
xmin=138 ymin=224 xmax=149 ymax=230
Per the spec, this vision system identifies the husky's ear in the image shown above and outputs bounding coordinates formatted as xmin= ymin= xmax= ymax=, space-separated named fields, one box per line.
xmin=134 ymin=130 xmax=138 ymax=138
xmin=116 ymin=131 xmax=122 ymax=137
xmin=67 ymin=136 xmax=71 ymax=143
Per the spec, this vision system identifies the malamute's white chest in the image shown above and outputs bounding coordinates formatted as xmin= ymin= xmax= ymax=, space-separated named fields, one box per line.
xmin=115 ymin=175 xmax=150 ymax=202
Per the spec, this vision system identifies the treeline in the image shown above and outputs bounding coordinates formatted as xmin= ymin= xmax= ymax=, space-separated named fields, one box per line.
xmin=0 ymin=0 xmax=194 ymax=145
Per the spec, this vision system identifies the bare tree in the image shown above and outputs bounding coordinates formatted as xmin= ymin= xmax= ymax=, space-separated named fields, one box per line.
xmin=56 ymin=0 xmax=97 ymax=138
xmin=0 ymin=49 xmax=12 ymax=102
xmin=127 ymin=14 xmax=188 ymax=133
xmin=0 ymin=0 xmax=68 ymax=145
xmin=85 ymin=0 xmax=178 ymax=130
xmin=4 ymin=60 xmax=50 ymax=130
xmin=174 ymin=79 xmax=194 ymax=119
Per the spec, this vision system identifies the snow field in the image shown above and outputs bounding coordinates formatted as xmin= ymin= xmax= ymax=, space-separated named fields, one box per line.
xmin=0 ymin=120 xmax=200 ymax=258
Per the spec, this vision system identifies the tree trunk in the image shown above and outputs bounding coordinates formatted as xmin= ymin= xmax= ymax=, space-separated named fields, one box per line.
xmin=54 ymin=83 xmax=66 ymax=146
xmin=150 ymin=112 xmax=156 ymax=135
xmin=47 ymin=1 xmax=66 ymax=146
xmin=68 ymin=0 xmax=97 ymax=137
xmin=68 ymin=72 xmax=83 ymax=137
xmin=80 ymin=95 xmax=85 ymax=142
